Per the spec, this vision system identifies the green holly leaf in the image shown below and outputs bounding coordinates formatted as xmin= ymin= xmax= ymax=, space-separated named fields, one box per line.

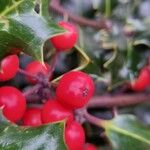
xmin=0 ymin=0 xmax=65 ymax=61
xmin=0 ymin=111 xmax=67 ymax=150
xmin=104 ymin=115 xmax=150 ymax=150
xmin=0 ymin=0 xmax=35 ymax=15
xmin=52 ymin=45 xmax=91 ymax=83
xmin=40 ymin=0 xmax=51 ymax=19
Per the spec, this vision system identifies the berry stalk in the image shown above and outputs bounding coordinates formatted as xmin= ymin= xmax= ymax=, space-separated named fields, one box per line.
xmin=18 ymin=68 xmax=40 ymax=82
xmin=47 ymin=52 xmax=60 ymax=80
xmin=83 ymin=109 xmax=105 ymax=128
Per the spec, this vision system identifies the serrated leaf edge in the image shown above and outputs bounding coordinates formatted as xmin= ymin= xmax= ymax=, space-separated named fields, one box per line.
xmin=103 ymin=48 xmax=117 ymax=69
xmin=51 ymin=45 xmax=91 ymax=83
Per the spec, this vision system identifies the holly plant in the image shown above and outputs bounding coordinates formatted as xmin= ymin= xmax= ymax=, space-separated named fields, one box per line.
xmin=0 ymin=0 xmax=150 ymax=150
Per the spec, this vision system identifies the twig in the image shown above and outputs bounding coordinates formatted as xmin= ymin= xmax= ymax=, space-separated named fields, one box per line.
xmin=47 ymin=52 xmax=60 ymax=80
xmin=23 ymin=84 xmax=42 ymax=97
xmin=50 ymin=0 xmax=110 ymax=30
xmin=18 ymin=68 xmax=50 ymax=86
xmin=112 ymin=107 xmax=118 ymax=117
xmin=18 ymin=68 xmax=40 ymax=82
xmin=88 ymin=93 xmax=150 ymax=108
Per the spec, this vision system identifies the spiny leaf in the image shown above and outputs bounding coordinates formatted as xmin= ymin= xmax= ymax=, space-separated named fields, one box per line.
xmin=0 ymin=0 xmax=65 ymax=61
xmin=0 ymin=0 xmax=35 ymax=16
xmin=40 ymin=0 xmax=51 ymax=19
xmin=104 ymin=115 xmax=150 ymax=150
xmin=0 ymin=111 xmax=67 ymax=150
xmin=52 ymin=45 xmax=91 ymax=83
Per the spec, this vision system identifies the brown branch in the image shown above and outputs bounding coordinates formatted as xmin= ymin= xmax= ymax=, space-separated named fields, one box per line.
xmin=50 ymin=0 xmax=110 ymax=30
xmin=87 ymin=93 xmax=150 ymax=108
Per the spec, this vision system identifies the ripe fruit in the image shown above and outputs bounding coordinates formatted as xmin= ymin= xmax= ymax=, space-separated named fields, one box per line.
xmin=56 ymin=71 xmax=95 ymax=109
xmin=131 ymin=66 xmax=150 ymax=91
xmin=65 ymin=121 xmax=85 ymax=150
xmin=50 ymin=21 xmax=78 ymax=51
xmin=42 ymin=100 xmax=73 ymax=124
xmin=22 ymin=107 xmax=42 ymax=127
xmin=0 ymin=55 xmax=19 ymax=81
xmin=0 ymin=86 xmax=26 ymax=122
xmin=25 ymin=61 xmax=51 ymax=84
xmin=83 ymin=143 xmax=97 ymax=150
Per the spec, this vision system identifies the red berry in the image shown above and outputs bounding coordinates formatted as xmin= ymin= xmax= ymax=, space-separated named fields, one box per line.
xmin=65 ymin=121 xmax=85 ymax=150
xmin=23 ymin=107 xmax=42 ymax=127
xmin=25 ymin=61 xmax=51 ymax=84
xmin=56 ymin=71 xmax=95 ymax=109
xmin=42 ymin=100 xmax=73 ymax=124
xmin=131 ymin=66 xmax=150 ymax=91
xmin=83 ymin=143 xmax=97 ymax=150
xmin=0 ymin=55 xmax=19 ymax=81
xmin=50 ymin=21 xmax=78 ymax=51
xmin=0 ymin=86 xmax=26 ymax=122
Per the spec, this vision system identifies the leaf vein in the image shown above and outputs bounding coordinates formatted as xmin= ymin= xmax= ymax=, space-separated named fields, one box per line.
xmin=109 ymin=125 xmax=150 ymax=145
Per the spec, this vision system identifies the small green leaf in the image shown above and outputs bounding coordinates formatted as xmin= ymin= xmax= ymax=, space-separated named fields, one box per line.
xmin=104 ymin=115 xmax=150 ymax=150
xmin=0 ymin=111 xmax=67 ymax=150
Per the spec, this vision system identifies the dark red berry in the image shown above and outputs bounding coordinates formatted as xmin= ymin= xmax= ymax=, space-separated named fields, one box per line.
xmin=56 ymin=71 xmax=95 ymax=109
xmin=22 ymin=107 xmax=42 ymax=127
xmin=131 ymin=66 xmax=150 ymax=91
xmin=83 ymin=143 xmax=97 ymax=150
xmin=42 ymin=100 xmax=73 ymax=124
xmin=0 ymin=86 xmax=26 ymax=122
xmin=65 ymin=121 xmax=85 ymax=150
xmin=0 ymin=55 xmax=19 ymax=81
xmin=50 ymin=21 xmax=78 ymax=51
xmin=25 ymin=61 xmax=51 ymax=84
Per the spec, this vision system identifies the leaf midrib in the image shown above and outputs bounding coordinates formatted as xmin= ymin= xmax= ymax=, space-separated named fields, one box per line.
xmin=107 ymin=124 xmax=150 ymax=145
xmin=0 ymin=0 xmax=24 ymax=18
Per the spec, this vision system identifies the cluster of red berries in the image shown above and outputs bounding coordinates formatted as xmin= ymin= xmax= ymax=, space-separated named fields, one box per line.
xmin=0 ymin=21 xmax=97 ymax=150
xmin=23 ymin=70 xmax=95 ymax=150
xmin=131 ymin=66 xmax=150 ymax=91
